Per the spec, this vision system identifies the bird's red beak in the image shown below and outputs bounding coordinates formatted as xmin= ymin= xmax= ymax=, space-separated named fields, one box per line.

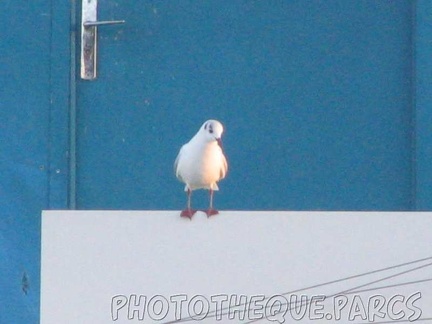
xmin=216 ymin=138 xmax=223 ymax=149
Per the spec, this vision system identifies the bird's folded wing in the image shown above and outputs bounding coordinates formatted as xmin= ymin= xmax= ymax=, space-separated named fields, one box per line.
xmin=220 ymin=154 xmax=228 ymax=180
xmin=174 ymin=146 xmax=184 ymax=181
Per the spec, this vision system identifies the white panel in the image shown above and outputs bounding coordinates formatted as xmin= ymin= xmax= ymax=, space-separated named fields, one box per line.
xmin=41 ymin=211 xmax=432 ymax=323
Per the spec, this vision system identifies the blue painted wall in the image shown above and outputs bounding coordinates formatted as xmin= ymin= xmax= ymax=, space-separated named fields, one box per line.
xmin=2 ymin=1 xmax=431 ymax=322
xmin=77 ymin=1 xmax=413 ymax=211
xmin=415 ymin=1 xmax=432 ymax=210
xmin=0 ymin=0 xmax=70 ymax=322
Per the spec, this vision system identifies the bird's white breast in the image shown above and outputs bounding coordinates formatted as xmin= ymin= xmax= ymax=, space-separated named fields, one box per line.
xmin=177 ymin=141 xmax=226 ymax=190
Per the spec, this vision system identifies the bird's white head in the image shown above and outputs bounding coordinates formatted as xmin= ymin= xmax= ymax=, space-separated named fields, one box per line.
xmin=199 ymin=119 xmax=224 ymax=147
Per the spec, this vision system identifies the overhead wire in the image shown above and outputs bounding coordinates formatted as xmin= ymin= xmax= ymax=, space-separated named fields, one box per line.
xmin=162 ymin=256 xmax=432 ymax=324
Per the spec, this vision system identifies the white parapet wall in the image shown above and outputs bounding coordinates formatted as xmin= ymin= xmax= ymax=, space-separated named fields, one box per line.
xmin=41 ymin=211 xmax=432 ymax=323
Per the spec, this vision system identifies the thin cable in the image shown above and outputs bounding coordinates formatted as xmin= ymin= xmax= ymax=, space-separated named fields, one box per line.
xmin=243 ymin=261 xmax=432 ymax=324
xmin=278 ymin=256 xmax=432 ymax=297
xmin=354 ymin=318 xmax=432 ymax=324
xmin=332 ymin=261 xmax=432 ymax=297
xmin=232 ymin=277 xmax=432 ymax=323
xmin=162 ymin=256 xmax=432 ymax=324
xmin=346 ymin=277 xmax=432 ymax=295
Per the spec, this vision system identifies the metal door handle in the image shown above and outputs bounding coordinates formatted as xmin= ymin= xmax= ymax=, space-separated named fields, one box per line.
xmin=83 ymin=20 xmax=125 ymax=27
xmin=80 ymin=0 xmax=125 ymax=80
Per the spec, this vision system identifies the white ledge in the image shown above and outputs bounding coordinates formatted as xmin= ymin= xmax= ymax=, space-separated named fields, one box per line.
xmin=41 ymin=211 xmax=432 ymax=323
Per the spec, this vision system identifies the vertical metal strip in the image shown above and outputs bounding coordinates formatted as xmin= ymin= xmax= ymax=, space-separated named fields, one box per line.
xmin=80 ymin=0 xmax=98 ymax=80
xmin=411 ymin=1 xmax=417 ymax=210
xmin=69 ymin=0 xmax=78 ymax=209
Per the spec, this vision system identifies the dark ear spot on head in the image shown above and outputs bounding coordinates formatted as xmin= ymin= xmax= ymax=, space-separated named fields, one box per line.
xmin=204 ymin=123 xmax=208 ymax=130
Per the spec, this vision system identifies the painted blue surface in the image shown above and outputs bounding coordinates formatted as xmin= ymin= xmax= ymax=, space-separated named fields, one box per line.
xmin=0 ymin=1 xmax=429 ymax=323
xmin=78 ymin=1 xmax=414 ymax=211
xmin=0 ymin=0 xmax=70 ymax=322
xmin=0 ymin=2 xmax=51 ymax=322
xmin=414 ymin=1 xmax=432 ymax=210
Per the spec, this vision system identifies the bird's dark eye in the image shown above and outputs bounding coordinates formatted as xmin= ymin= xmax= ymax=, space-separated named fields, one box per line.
xmin=204 ymin=123 xmax=208 ymax=130
xmin=209 ymin=125 xmax=213 ymax=134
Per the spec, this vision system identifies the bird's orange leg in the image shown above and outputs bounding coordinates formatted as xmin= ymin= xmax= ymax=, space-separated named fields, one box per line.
xmin=181 ymin=188 xmax=196 ymax=219
xmin=205 ymin=189 xmax=219 ymax=217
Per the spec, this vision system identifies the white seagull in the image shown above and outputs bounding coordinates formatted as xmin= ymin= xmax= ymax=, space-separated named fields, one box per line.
xmin=174 ymin=120 xmax=228 ymax=218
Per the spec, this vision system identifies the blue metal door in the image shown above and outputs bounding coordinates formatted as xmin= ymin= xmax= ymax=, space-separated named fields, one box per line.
xmin=76 ymin=1 xmax=415 ymax=211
